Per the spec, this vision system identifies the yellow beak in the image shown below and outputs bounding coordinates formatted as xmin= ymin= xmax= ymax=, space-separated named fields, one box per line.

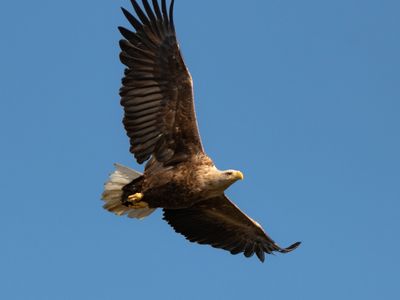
xmin=234 ymin=171 xmax=244 ymax=180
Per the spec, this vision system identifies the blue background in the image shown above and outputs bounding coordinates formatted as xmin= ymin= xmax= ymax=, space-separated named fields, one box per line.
xmin=1 ymin=0 xmax=399 ymax=299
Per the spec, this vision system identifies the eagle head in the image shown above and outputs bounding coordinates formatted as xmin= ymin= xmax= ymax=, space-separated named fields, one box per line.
xmin=223 ymin=170 xmax=244 ymax=182
xmin=199 ymin=167 xmax=244 ymax=198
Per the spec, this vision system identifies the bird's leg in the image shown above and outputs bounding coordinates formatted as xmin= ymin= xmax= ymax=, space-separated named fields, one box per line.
xmin=126 ymin=193 xmax=148 ymax=209
xmin=128 ymin=193 xmax=143 ymax=202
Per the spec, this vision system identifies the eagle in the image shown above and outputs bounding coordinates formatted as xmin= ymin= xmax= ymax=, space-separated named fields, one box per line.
xmin=102 ymin=0 xmax=300 ymax=262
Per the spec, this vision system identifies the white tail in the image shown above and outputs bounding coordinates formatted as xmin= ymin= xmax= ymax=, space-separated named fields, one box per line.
xmin=101 ymin=163 xmax=156 ymax=219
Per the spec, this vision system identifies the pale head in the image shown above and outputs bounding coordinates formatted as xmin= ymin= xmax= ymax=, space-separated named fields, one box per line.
xmin=198 ymin=166 xmax=244 ymax=198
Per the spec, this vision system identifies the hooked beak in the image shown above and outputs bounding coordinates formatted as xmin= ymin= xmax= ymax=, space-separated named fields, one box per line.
xmin=233 ymin=171 xmax=244 ymax=181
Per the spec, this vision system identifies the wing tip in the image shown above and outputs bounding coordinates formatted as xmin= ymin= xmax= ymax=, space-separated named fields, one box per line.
xmin=169 ymin=0 xmax=176 ymax=30
xmin=254 ymin=241 xmax=300 ymax=262
xmin=279 ymin=241 xmax=301 ymax=253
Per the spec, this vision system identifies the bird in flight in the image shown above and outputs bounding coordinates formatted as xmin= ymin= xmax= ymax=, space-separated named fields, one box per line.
xmin=102 ymin=0 xmax=300 ymax=262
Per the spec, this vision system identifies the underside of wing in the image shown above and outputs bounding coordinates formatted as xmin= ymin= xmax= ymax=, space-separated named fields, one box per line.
xmin=119 ymin=0 xmax=203 ymax=165
xmin=163 ymin=195 xmax=301 ymax=262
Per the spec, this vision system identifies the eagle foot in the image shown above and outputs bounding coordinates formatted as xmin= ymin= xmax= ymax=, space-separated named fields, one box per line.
xmin=126 ymin=193 xmax=148 ymax=209
xmin=128 ymin=192 xmax=144 ymax=202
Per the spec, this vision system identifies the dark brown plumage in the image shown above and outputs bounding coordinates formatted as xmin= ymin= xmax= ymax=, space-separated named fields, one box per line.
xmin=102 ymin=0 xmax=300 ymax=263
xmin=163 ymin=196 xmax=301 ymax=262
xmin=119 ymin=0 xmax=202 ymax=165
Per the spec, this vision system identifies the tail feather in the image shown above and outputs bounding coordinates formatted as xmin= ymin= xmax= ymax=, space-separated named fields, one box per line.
xmin=102 ymin=163 xmax=156 ymax=219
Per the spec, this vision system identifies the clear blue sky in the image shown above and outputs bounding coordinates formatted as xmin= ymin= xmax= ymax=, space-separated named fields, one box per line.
xmin=1 ymin=0 xmax=399 ymax=299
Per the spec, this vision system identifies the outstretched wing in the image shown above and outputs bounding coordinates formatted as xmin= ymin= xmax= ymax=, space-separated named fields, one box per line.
xmin=163 ymin=195 xmax=301 ymax=262
xmin=119 ymin=0 xmax=203 ymax=165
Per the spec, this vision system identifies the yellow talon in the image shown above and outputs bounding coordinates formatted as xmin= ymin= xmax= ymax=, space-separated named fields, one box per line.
xmin=127 ymin=193 xmax=147 ymax=209
xmin=128 ymin=193 xmax=144 ymax=202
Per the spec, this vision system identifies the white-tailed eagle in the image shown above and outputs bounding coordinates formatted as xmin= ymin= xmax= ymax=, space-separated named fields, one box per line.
xmin=102 ymin=0 xmax=300 ymax=262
